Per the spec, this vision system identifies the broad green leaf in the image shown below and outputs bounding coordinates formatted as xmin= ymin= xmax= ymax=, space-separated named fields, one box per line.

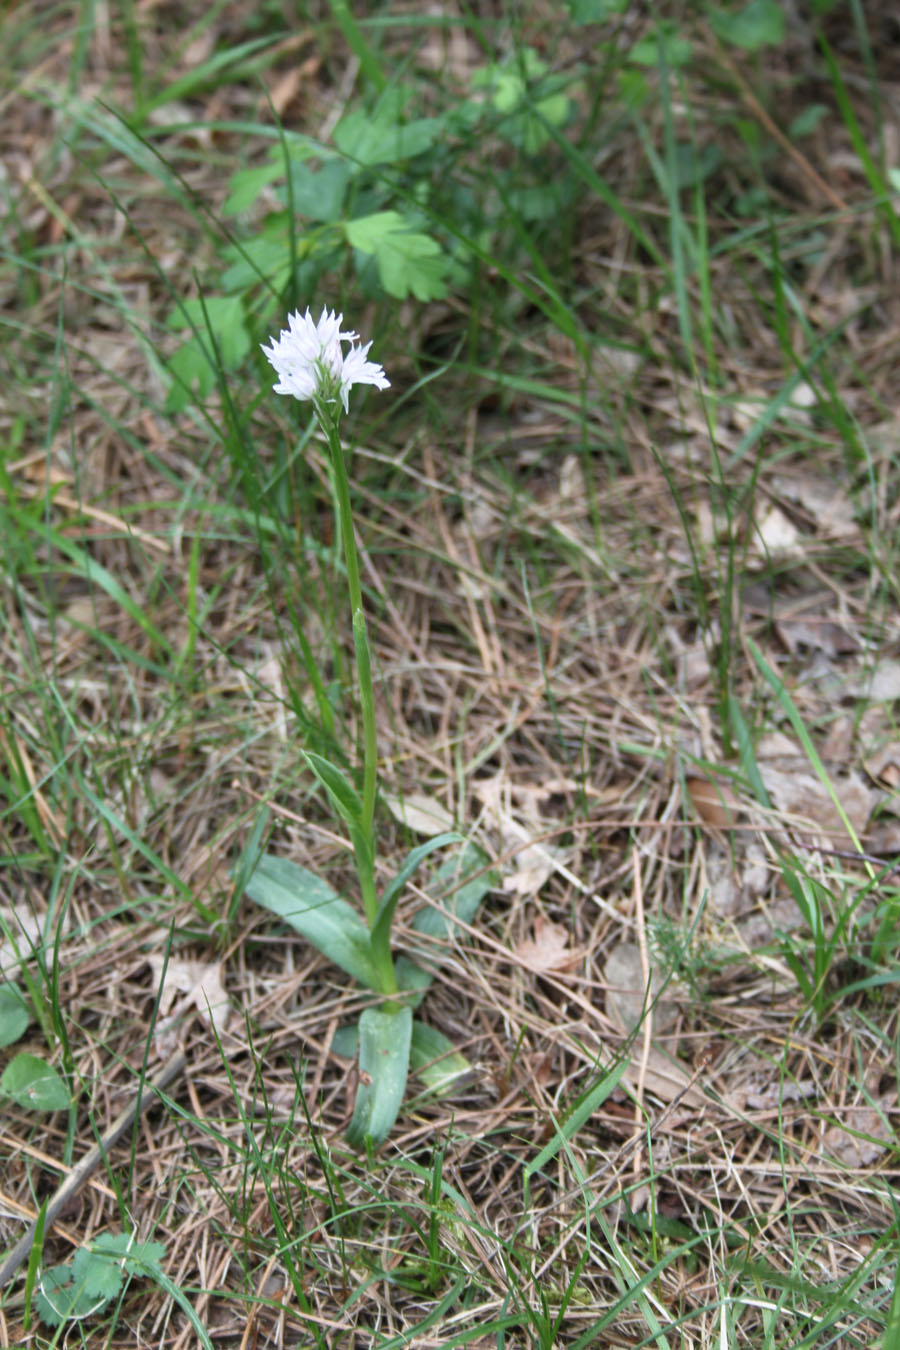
xmin=36 ymin=1264 xmax=103 ymax=1325
xmin=629 ymin=25 xmax=692 ymax=67
xmin=410 ymin=1021 xmax=471 ymax=1093
xmin=284 ymin=159 xmax=350 ymax=221
xmin=411 ymin=842 xmax=495 ymax=943
xmin=709 ymin=0 xmax=785 ymax=51
xmin=470 ymin=50 xmax=571 ymax=153
xmin=570 ymin=0 xmax=627 ymax=18
xmin=394 ymin=843 xmax=494 ymax=999
xmin=220 ymin=227 xmax=297 ymax=292
xmin=370 ymin=832 xmax=461 ymax=963
xmin=345 ymin=1004 xmax=412 ymax=1148
xmin=31 ymin=1232 xmax=166 ymax=1329
xmin=331 ymin=1024 xmax=359 ymax=1059
xmin=244 ymin=855 xmax=379 ymax=988
xmin=165 ymin=338 xmax=216 ymax=411
xmin=0 ymin=982 xmax=29 ymax=1047
xmin=93 ymin=1232 xmax=166 ymax=1278
xmin=394 ymin=956 xmax=433 ymax=1003
xmin=789 ymin=104 xmax=828 ymax=139
xmin=72 ymin=1246 xmax=123 ymax=1300
xmin=0 ymin=1053 xmax=69 ymax=1111
xmin=344 ymin=211 xmax=449 ymax=301
xmin=224 ymin=160 xmax=285 ymax=215
xmin=333 ymin=108 xmax=441 ymax=166
xmin=165 ymin=295 xmax=251 ymax=370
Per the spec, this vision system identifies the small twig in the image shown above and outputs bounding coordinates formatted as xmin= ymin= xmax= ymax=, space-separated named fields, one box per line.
xmin=0 ymin=1049 xmax=187 ymax=1289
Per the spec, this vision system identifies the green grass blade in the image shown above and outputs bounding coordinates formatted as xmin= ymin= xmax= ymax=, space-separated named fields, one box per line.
xmin=746 ymin=638 xmax=873 ymax=873
xmin=525 ymin=1054 xmax=629 ymax=1179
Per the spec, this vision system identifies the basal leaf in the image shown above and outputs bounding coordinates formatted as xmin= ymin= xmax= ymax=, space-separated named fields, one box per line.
xmin=331 ymin=1024 xmax=359 ymax=1059
xmin=244 ymin=855 xmax=378 ymax=988
xmin=345 ymin=1004 xmax=412 ymax=1148
xmin=410 ymin=1021 xmax=471 ymax=1093
xmin=370 ymin=831 xmax=460 ymax=963
xmin=395 ymin=843 xmax=495 ymax=994
xmin=394 ymin=956 xmax=433 ymax=1003
xmin=411 ymin=842 xmax=495 ymax=943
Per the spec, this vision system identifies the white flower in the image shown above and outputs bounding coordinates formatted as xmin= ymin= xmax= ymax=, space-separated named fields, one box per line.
xmin=261 ymin=307 xmax=390 ymax=413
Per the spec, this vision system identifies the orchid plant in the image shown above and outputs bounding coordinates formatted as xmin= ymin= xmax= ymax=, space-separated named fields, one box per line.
xmin=242 ymin=308 xmax=491 ymax=1148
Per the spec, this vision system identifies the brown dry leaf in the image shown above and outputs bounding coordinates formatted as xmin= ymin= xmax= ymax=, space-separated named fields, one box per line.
xmin=845 ymin=661 xmax=900 ymax=703
xmin=757 ymin=764 xmax=875 ymax=848
xmin=750 ymin=504 xmax=802 ymax=561
xmin=604 ymin=942 xmax=680 ymax=1036
xmin=868 ymin=818 xmax=900 ymax=856
xmin=383 ymin=791 xmax=455 ymax=836
xmin=864 ymin=742 xmax=900 ymax=791
xmin=775 ymin=611 xmax=860 ymax=659
xmin=694 ymin=499 xmax=720 ymax=548
xmin=516 ymin=915 xmax=579 ymax=973
xmin=0 ymin=902 xmax=66 ymax=977
xmin=685 ymin=775 xmax=740 ymax=828
xmin=268 ymin=66 xmax=303 ymax=118
xmin=474 ymin=772 xmax=570 ymax=897
xmin=623 ymin=1047 xmax=705 ymax=1108
xmin=502 ymin=843 xmax=560 ymax=897
xmin=771 ymin=472 xmax=857 ymax=539
xmin=558 ymin=453 xmax=584 ymax=503
xmin=822 ymin=1104 xmax=893 ymax=1168
xmin=821 ymin=717 xmax=856 ymax=761
xmin=148 ymin=954 xmax=232 ymax=1042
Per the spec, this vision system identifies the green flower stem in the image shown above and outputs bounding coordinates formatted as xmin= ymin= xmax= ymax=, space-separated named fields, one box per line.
xmin=317 ymin=403 xmax=380 ymax=921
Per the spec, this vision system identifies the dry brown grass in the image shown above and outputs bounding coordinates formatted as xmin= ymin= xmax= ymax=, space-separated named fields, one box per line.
xmin=1 ymin=2 xmax=900 ymax=1346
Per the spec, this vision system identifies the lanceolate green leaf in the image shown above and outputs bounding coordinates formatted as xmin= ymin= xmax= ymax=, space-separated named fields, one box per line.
xmin=394 ymin=956 xmax=433 ymax=1003
xmin=303 ymin=753 xmax=365 ymax=831
xmin=346 ymin=1004 xmax=413 ymax=1148
xmin=394 ymin=842 xmax=495 ymax=998
xmin=370 ymin=832 xmax=461 ymax=963
xmin=410 ymin=1021 xmax=471 ymax=1093
xmin=411 ymin=842 xmax=495 ymax=943
xmin=302 ymin=753 xmax=375 ymax=894
xmin=244 ymin=855 xmax=379 ymax=989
